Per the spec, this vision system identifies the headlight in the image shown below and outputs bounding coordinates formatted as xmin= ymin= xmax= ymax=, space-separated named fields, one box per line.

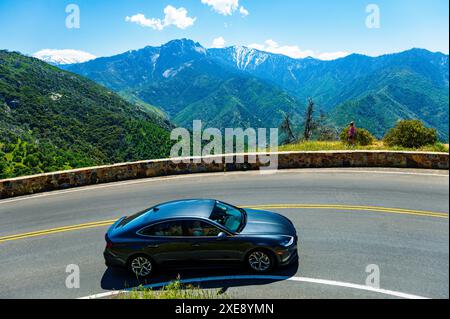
xmin=280 ymin=236 xmax=294 ymax=247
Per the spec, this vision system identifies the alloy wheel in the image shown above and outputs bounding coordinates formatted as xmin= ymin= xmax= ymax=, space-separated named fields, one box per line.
xmin=248 ymin=251 xmax=272 ymax=272
xmin=130 ymin=256 xmax=153 ymax=277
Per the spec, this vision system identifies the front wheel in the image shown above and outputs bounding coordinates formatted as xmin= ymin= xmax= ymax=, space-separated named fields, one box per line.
xmin=128 ymin=255 xmax=154 ymax=277
xmin=247 ymin=250 xmax=274 ymax=273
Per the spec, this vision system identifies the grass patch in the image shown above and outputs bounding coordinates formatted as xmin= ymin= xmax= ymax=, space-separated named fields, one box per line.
xmin=277 ymin=141 xmax=449 ymax=153
xmin=122 ymin=279 xmax=232 ymax=300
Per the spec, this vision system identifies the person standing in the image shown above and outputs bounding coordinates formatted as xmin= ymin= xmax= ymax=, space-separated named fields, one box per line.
xmin=347 ymin=122 xmax=357 ymax=146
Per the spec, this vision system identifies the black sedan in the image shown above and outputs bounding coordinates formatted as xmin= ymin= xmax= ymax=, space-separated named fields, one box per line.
xmin=104 ymin=199 xmax=298 ymax=277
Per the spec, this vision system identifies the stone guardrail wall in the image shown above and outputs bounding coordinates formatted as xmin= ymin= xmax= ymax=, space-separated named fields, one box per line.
xmin=0 ymin=151 xmax=448 ymax=199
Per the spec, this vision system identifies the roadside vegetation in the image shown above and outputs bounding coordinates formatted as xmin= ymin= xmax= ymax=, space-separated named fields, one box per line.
xmin=383 ymin=120 xmax=439 ymax=148
xmin=278 ymin=140 xmax=448 ymax=153
xmin=279 ymin=100 xmax=448 ymax=153
xmin=122 ymin=279 xmax=231 ymax=300
xmin=339 ymin=127 xmax=375 ymax=146
xmin=0 ymin=137 xmax=96 ymax=179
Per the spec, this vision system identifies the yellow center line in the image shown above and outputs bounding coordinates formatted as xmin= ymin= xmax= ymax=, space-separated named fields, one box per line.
xmin=0 ymin=205 xmax=447 ymax=244
xmin=242 ymin=205 xmax=449 ymax=218
xmin=0 ymin=220 xmax=116 ymax=243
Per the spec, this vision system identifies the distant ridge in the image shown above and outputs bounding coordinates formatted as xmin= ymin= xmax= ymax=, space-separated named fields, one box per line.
xmin=33 ymin=49 xmax=97 ymax=65
xmin=63 ymin=39 xmax=449 ymax=140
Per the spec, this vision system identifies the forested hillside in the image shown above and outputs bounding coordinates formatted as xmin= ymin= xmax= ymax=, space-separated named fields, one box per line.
xmin=0 ymin=51 xmax=173 ymax=179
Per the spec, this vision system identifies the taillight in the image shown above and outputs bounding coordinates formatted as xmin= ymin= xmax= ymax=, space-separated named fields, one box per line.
xmin=106 ymin=241 xmax=114 ymax=249
xmin=105 ymin=234 xmax=114 ymax=249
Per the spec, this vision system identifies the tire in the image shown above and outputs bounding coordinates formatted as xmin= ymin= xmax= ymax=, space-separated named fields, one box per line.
xmin=128 ymin=255 xmax=154 ymax=278
xmin=247 ymin=249 xmax=274 ymax=273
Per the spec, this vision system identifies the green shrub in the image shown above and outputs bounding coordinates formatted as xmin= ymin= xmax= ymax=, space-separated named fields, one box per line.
xmin=125 ymin=279 xmax=230 ymax=299
xmin=383 ymin=120 xmax=437 ymax=148
xmin=339 ymin=127 xmax=375 ymax=146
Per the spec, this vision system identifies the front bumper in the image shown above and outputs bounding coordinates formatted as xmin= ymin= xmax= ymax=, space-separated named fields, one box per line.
xmin=276 ymin=244 xmax=298 ymax=266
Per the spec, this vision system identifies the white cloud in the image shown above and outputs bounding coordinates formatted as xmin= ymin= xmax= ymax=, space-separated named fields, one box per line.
xmin=316 ymin=51 xmax=350 ymax=61
xmin=125 ymin=5 xmax=196 ymax=31
xmin=239 ymin=6 xmax=249 ymax=17
xmin=163 ymin=6 xmax=197 ymax=29
xmin=201 ymin=0 xmax=248 ymax=16
xmin=248 ymin=40 xmax=349 ymax=60
xmin=248 ymin=40 xmax=313 ymax=59
xmin=126 ymin=13 xmax=164 ymax=30
xmin=212 ymin=37 xmax=226 ymax=48
xmin=33 ymin=49 xmax=96 ymax=65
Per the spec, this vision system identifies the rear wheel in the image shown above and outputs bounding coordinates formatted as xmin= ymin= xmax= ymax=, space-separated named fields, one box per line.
xmin=128 ymin=255 xmax=154 ymax=277
xmin=247 ymin=249 xmax=274 ymax=273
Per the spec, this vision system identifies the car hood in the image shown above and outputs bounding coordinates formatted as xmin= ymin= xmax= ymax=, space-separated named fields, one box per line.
xmin=239 ymin=209 xmax=296 ymax=236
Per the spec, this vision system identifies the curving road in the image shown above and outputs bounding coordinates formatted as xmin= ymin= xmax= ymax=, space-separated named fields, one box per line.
xmin=0 ymin=168 xmax=448 ymax=299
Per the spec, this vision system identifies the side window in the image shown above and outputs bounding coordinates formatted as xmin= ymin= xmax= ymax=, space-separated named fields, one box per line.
xmin=140 ymin=221 xmax=183 ymax=237
xmin=184 ymin=220 xmax=221 ymax=237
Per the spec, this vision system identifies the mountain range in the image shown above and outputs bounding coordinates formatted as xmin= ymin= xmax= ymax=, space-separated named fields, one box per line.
xmin=63 ymin=39 xmax=449 ymax=140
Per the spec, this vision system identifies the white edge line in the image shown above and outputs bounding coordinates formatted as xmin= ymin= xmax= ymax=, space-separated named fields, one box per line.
xmin=78 ymin=275 xmax=430 ymax=300
xmin=1 ymin=169 xmax=448 ymax=205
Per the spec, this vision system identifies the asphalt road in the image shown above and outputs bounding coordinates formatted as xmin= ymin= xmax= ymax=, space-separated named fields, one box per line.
xmin=0 ymin=168 xmax=448 ymax=299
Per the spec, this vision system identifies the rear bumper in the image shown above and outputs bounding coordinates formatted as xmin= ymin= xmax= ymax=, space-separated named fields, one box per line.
xmin=104 ymin=249 xmax=127 ymax=268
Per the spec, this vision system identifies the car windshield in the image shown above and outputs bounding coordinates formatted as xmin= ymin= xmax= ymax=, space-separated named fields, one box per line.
xmin=209 ymin=201 xmax=245 ymax=233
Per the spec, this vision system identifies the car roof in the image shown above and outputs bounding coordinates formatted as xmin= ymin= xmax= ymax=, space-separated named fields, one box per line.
xmin=153 ymin=199 xmax=216 ymax=220
xmin=117 ymin=199 xmax=217 ymax=232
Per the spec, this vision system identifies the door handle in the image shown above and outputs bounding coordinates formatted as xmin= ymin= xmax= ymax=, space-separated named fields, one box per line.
xmin=147 ymin=244 xmax=159 ymax=248
xmin=192 ymin=243 xmax=201 ymax=247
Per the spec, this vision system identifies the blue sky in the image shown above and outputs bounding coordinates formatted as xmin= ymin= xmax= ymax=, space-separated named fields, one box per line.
xmin=0 ymin=0 xmax=448 ymax=60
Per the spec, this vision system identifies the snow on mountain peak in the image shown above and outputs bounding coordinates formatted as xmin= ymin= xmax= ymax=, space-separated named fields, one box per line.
xmin=33 ymin=49 xmax=96 ymax=65
xmin=230 ymin=45 xmax=269 ymax=70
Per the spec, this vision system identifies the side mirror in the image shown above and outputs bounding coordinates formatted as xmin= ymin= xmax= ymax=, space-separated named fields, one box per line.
xmin=217 ymin=232 xmax=227 ymax=240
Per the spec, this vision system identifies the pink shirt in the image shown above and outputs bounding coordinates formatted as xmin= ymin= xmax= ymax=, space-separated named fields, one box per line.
xmin=348 ymin=126 xmax=356 ymax=137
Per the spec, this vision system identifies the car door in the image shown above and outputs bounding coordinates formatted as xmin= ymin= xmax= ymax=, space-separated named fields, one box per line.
xmin=183 ymin=219 xmax=243 ymax=266
xmin=138 ymin=220 xmax=190 ymax=266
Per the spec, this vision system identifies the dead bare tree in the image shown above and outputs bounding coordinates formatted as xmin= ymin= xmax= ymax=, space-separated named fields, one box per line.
xmin=280 ymin=113 xmax=297 ymax=145
xmin=303 ymin=98 xmax=316 ymax=141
